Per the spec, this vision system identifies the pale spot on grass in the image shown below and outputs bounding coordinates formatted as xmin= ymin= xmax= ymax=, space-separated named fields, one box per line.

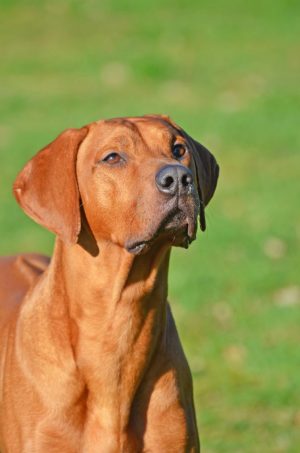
xmin=223 ymin=344 xmax=247 ymax=366
xmin=275 ymin=434 xmax=291 ymax=452
xmin=276 ymin=409 xmax=292 ymax=426
xmin=263 ymin=236 xmax=286 ymax=260
xmin=100 ymin=62 xmax=131 ymax=88
xmin=242 ymin=73 xmax=266 ymax=94
xmin=274 ymin=285 xmax=300 ymax=307
xmin=217 ymin=91 xmax=243 ymax=113
xmin=160 ymin=80 xmax=192 ymax=104
xmin=212 ymin=301 xmax=233 ymax=328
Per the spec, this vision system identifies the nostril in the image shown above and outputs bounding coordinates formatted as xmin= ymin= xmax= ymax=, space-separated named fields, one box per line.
xmin=156 ymin=165 xmax=184 ymax=195
xmin=163 ymin=176 xmax=175 ymax=188
xmin=181 ymin=173 xmax=193 ymax=187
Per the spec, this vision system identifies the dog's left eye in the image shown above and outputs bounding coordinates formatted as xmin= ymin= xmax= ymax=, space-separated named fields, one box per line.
xmin=172 ymin=144 xmax=187 ymax=159
xmin=102 ymin=152 xmax=123 ymax=165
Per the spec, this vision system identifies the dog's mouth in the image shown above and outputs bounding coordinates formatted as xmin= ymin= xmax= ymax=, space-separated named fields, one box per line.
xmin=126 ymin=205 xmax=198 ymax=256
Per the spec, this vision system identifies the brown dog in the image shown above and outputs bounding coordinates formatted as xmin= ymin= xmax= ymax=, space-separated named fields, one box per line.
xmin=0 ymin=115 xmax=219 ymax=452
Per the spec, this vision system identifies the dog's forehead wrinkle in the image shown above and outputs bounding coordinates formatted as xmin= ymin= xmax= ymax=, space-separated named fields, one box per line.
xmin=91 ymin=126 xmax=140 ymax=154
xmin=93 ymin=119 xmax=177 ymax=158
xmin=132 ymin=123 xmax=175 ymax=155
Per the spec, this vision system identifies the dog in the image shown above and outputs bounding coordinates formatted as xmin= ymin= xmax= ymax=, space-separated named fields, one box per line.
xmin=0 ymin=114 xmax=219 ymax=452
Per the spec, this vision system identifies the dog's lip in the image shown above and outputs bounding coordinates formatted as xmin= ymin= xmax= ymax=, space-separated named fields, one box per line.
xmin=126 ymin=241 xmax=149 ymax=255
xmin=125 ymin=208 xmax=196 ymax=255
xmin=126 ymin=226 xmax=191 ymax=256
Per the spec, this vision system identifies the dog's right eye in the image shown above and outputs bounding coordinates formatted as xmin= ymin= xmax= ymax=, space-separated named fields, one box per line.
xmin=102 ymin=152 xmax=123 ymax=165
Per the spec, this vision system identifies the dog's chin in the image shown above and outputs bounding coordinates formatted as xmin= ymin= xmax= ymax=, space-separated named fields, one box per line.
xmin=125 ymin=210 xmax=198 ymax=256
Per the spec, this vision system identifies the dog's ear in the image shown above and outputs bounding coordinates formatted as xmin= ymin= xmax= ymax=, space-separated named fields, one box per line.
xmin=186 ymin=136 xmax=219 ymax=231
xmin=155 ymin=115 xmax=220 ymax=232
xmin=13 ymin=127 xmax=89 ymax=244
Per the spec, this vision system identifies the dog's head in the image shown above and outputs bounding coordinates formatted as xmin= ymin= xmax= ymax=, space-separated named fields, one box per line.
xmin=13 ymin=115 xmax=219 ymax=255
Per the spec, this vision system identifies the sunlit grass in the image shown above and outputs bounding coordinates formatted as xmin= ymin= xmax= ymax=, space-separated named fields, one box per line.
xmin=1 ymin=1 xmax=299 ymax=451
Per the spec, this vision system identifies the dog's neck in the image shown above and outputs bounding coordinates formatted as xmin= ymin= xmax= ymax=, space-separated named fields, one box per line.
xmin=49 ymin=236 xmax=171 ymax=437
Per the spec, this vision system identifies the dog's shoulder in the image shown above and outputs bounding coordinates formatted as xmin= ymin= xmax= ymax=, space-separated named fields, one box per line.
xmin=0 ymin=254 xmax=50 ymax=325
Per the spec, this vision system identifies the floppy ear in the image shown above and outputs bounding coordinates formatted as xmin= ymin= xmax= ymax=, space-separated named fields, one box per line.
xmin=13 ymin=127 xmax=89 ymax=244
xmin=152 ymin=114 xmax=220 ymax=232
xmin=187 ymin=136 xmax=219 ymax=231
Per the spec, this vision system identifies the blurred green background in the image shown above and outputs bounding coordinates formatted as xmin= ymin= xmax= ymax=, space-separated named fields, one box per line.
xmin=1 ymin=0 xmax=299 ymax=451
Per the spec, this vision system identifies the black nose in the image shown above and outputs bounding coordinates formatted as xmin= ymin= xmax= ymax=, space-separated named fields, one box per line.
xmin=155 ymin=165 xmax=193 ymax=196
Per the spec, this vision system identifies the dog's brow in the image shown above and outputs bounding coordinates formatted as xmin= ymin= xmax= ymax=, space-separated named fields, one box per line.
xmin=133 ymin=123 xmax=175 ymax=152
xmin=96 ymin=129 xmax=139 ymax=152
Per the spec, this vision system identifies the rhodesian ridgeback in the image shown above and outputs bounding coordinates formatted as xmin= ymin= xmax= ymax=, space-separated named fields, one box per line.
xmin=0 ymin=115 xmax=219 ymax=452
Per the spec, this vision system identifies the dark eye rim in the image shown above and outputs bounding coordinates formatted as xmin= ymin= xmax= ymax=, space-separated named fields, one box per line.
xmin=101 ymin=151 xmax=125 ymax=165
xmin=172 ymin=143 xmax=187 ymax=160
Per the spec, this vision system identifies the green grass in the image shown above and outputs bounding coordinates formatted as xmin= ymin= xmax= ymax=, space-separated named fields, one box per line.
xmin=1 ymin=1 xmax=299 ymax=451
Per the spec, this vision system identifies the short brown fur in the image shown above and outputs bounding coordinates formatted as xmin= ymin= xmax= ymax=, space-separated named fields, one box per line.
xmin=0 ymin=115 xmax=219 ymax=452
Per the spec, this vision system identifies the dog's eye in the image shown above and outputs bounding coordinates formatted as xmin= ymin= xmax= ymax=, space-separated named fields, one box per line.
xmin=172 ymin=144 xmax=187 ymax=159
xmin=102 ymin=152 xmax=123 ymax=165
